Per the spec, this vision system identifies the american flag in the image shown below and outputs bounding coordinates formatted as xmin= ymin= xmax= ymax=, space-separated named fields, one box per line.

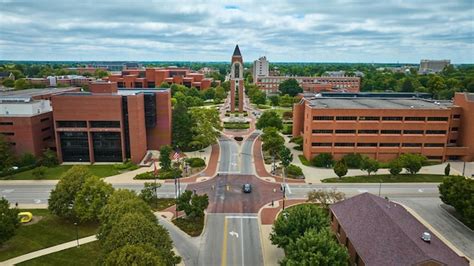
xmin=173 ymin=151 xmax=180 ymax=160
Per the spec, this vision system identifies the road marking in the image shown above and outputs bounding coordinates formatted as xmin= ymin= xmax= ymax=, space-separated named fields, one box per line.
xmin=1 ymin=189 xmax=14 ymax=193
xmin=229 ymin=231 xmax=239 ymax=238
xmin=221 ymin=217 xmax=228 ymax=266
xmin=285 ymin=184 xmax=292 ymax=194
xmin=34 ymin=199 xmax=42 ymax=204
xmin=357 ymin=189 xmax=368 ymax=193
xmin=225 ymin=215 xmax=258 ymax=219
xmin=240 ymin=218 xmax=244 ymax=266
xmin=418 ymin=189 xmax=424 ymax=193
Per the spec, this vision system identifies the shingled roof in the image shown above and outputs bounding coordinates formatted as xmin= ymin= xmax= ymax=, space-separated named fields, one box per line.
xmin=232 ymin=44 xmax=241 ymax=56
xmin=330 ymin=193 xmax=468 ymax=266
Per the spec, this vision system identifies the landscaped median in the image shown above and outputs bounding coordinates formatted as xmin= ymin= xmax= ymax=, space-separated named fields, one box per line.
xmin=322 ymin=174 xmax=454 ymax=183
xmin=223 ymin=121 xmax=250 ymax=129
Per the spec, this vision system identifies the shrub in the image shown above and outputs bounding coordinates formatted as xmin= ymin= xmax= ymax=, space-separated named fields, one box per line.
xmin=282 ymin=111 xmax=293 ymax=120
xmin=186 ymin=157 xmax=205 ymax=168
xmin=311 ymin=153 xmax=334 ymax=168
xmin=333 ymin=160 xmax=348 ymax=178
xmin=32 ymin=166 xmax=47 ymax=179
xmin=290 ymin=136 xmax=303 ymax=145
xmin=17 ymin=153 xmax=37 ymax=167
xmin=40 ymin=149 xmax=58 ymax=167
xmin=400 ymin=153 xmax=427 ymax=174
xmin=444 ymin=163 xmax=450 ymax=176
xmin=114 ymin=160 xmax=138 ymax=171
xmin=134 ymin=172 xmax=155 ymax=180
xmin=158 ymin=168 xmax=182 ymax=180
xmin=342 ymin=153 xmax=363 ymax=168
xmin=282 ymin=125 xmax=293 ymax=135
xmin=389 ymin=158 xmax=403 ymax=176
xmin=360 ymin=157 xmax=379 ymax=176
xmin=287 ymin=164 xmax=303 ymax=177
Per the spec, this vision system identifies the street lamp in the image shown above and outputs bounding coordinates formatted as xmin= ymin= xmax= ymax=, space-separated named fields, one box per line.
xmin=74 ymin=222 xmax=79 ymax=247
xmin=378 ymin=180 xmax=382 ymax=197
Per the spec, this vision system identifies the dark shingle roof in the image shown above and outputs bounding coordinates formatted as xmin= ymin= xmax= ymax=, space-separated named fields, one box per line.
xmin=330 ymin=193 xmax=468 ymax=266
xmin=233 ymin=45 xmax=241 ymax=56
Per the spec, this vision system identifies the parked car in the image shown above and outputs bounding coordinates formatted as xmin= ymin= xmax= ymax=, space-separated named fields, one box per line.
xmin=242 ymin=183 xmax=252 ymax=193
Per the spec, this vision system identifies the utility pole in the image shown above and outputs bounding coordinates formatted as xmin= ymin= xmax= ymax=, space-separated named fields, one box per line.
xmin=282 ymin=167 xmax=286 ymax=210
xmin=462 ymin=161 xmax=466 ymax=177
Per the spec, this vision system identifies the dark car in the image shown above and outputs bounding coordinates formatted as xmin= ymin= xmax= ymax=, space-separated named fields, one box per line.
xmin=242 ymin=183 xmax=252 ymax=193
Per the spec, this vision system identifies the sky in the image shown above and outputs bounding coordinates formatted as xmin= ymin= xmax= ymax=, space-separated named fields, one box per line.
xmin=0 ymin=0 xmax=473 ymax=63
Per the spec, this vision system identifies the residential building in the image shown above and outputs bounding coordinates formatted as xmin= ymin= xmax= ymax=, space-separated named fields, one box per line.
xmin=252 ymin=56 xmax=269 ymax=80
xmin=330 ymin=193 xmax=469 ymax=266
xmin=255 ymin=76 xmax=360 ymax=93
xmin=51 ymin=81 xmax=171 ymax=164
xmin=293 ymin=92 xmax=474 ymax=162
xmin=106 ymin=67 xmax=218 ymax=90
xmin=0 ymin=87 xmax=80 ymax=156
xmin=419 ymin=59 xmax=451 ymax=74
xmin=0 ymin=72 xmax=15 ymax=81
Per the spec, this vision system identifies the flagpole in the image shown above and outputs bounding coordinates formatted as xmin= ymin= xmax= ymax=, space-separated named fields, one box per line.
xmin=153 ymin=159 xmax=158 ymax=210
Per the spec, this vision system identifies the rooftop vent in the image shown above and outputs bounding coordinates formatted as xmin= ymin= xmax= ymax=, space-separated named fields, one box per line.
xmin=421 ymin=232 xmax=431 ymax=243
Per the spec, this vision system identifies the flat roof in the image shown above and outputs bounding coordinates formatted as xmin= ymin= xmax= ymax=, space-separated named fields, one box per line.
xmin=59 ymin=88 xmax=170 ymax=97
xmin=0 ymin=87 xmax=80 ymax=99
xmin=306 ymin=97 xmax=451 ymax=109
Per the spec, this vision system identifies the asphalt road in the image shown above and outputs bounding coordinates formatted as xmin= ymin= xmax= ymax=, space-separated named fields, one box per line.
xmin=240 ymin=132 xmax=259 ymax=175
xmin=218 ymin=135 xmax=240 ymax=174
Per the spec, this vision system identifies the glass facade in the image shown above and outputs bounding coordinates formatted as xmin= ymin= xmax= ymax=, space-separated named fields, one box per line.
xmin=60 ymin=132 xmax=90 ymax=162
xmin=92 ymin=132 xmax=122 ymax=162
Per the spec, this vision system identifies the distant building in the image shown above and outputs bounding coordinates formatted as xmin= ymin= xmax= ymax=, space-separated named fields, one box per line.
xmin=419 ymin=59 xmax=450 ymax=74
xmin=51 ymin=82 xmax=172 ymax=164
xmin=0 ymin=72 xmax=15 ymax=81
xmin=330 ymin=193 xmax=469 ymax=266
xmin=65 ymin=67 xmax=107 ymax=75
xmin=252 ymin=56 xmax=269 ymax=80
xmin=256 ymin=76 xmax=360 ymax=93
xmin=198 ymin=67 xmax=218 ymax=75
xmin=323 ymin=71 xmax=365 ymax=78
xmin=0 ymin=87 xmax=80 ymax=157
xmin=293 ymin=92 xmax=474 ymax=162
xmin=106 ymin=67 xmax=218 ymax=90
xmin=27 ymin=75 xmax=95 ymax=87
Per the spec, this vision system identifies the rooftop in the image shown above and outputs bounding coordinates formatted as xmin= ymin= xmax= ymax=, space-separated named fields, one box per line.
xmin=306 ymin=97 xmax=451 ymax=109
xmin=330 ymin=193 xmax=468 ymax=266
xmin=0 ymin=87 xmax=80 ymax=100
xmin=59 ymin=88 xmax=170 ymax=97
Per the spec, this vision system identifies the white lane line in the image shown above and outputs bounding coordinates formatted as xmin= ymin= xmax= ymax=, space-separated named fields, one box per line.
xmin=285 ymin=184 xmax=292 ymax=194
xmin=418 ymin=189 xmax=424 ymax=193
xmin=1 ymin=189 xmax=14 ymax=193
xmin=225 ymin=215 xmax=258 ymax=219
xmin=240 ymin=217 xmax=244 ymax=266
xmin=357 ymin=189 xmax=368 ymax=193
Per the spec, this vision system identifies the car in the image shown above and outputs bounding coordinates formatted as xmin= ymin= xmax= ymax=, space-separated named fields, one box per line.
xmin=242 ymin=183 xmax=252 ymax=193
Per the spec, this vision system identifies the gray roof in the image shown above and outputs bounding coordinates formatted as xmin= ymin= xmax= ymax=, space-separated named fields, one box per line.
xmin=233 ymin=45 xmax=242 ymax=56
xmin=465 ymin=93 xmax=474 ymax=101
xmin=0 ymin=88 xmax=79 ymax=99
xmin=330 ymin=193 xmax=468 ymax=266
xmin=307 ymin=97 xmax=451 ymax=109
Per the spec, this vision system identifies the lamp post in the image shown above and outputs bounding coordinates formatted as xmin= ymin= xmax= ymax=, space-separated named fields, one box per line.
xmin=378 ymin=180 xmax=382 ymax=197
xmin=74 ymin=222 xmax=79 ymax=247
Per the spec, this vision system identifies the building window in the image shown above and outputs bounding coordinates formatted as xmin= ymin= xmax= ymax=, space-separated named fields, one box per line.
xmin=382 ymin=116 xmax=403 ymax=121
xmin=358 ymin=116 xmax=379 ymax=121
xmin=313 ymin=116 xmax=334 ymax=120
xmin=9 ymin=142 xmax=16 ymax=146
xmin=380 ymin=143 xmax=399 ymax=147
xmin=312 ymin=129 xmax=333 ymax=134
xmin=427 ymin=117 xmax=448 ymax=121
xmin=40 ymin=117 xmax=50 ymax=122
xmin=0 ymin=122 xmax=14 ymax=126
xmin=60 ymin=132 xmax=90 ymax=162
xmin=426 ymin=130 xmax=447 ymax=135
xmin=449 ymin=139 xmax=457 ymax=144
xmin=312 ymin=143 xmax=332 ymax=147
xmin=425 ymin=143 xmax=444 ymax=147
xmin=335 ymin=129 xmax=356 ymax=134
xmin=453 ymin=114 xmax=461 ymax=119
xmin=42 ymin=136 xmax=52 ymax=141
xmin=381 ymin=130 xmax=401 ymax=134
xmin=41 ymin=127 xmax=51 ymax=132
xmin=92 ymin=132 xmax=122 ymax=162
xmin=427 ymin=156 xmax=443 ymax=160
xmin=90 ymin=121 xmax=121 ymax=128
xmin=57 ymin=121 xmax=87 ymax=128
xmin=357 ymin=143 xmax=377 ymax=147
xmin=335 ymin=116 xmax=357 ymax=121
xmin=404 ymin=117 xmax=425 ymax=121
xmin=403 ymin=130 xmax=423 ymax=135
xmin=334 ymin=143 xmax=355 ymax=147
xmin=1 ymin=132 xmax=14 ymax=136
xmin=358 ymin=130 xmax=378 ymax=134
xmin=451 ymin=127 xmax=458 ymax=132
xmin=402 ymin=143 xmax=422 ymax=147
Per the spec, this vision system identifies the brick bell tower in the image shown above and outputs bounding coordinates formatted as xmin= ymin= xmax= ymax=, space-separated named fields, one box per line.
xmin=230 ymin=44 xmax=244 ymax=112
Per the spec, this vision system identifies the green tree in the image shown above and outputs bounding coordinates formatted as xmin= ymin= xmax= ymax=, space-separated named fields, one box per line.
xmin=251 ymin=90 xmax=267 ymax=105
xmin=94 ymin=69 xmax=109 ymax=78
xmin=0 ymin=134 xmax=15 ymax=171
xmin=2 ymin=78 xmax=14 ymax=87
xmin=311 ymin=153 xmax=334 ymax=168
xmin=427 ymin=76 xmax=447 ymax=99
xmin=268 ymin=95 xmax=279 ymax=106
xmin=261 ymin=127 xmax=285 ymax=157
xmin=279 ymin=147 xmax=293 ymax=177
xmin=159 ymin=82 xmax=170 ymax=88
xmin=360 ymin=157 xmax=379 ymax=176
xmin=98 ymin=189 xmax=157 ymax=241
xmin=39 ymin=149 xmax=58 ymax=167
xmin=333 ymin=160 xmax=348 ymax=178
xmin=32 ymin=166 xmax=47 ymax=179
xmin=278 ymin=78 xmax=303 ymax=97
xmin=101 ymin=213 xmax=180 ymax=265
xmin=280 ymin=229 xmax=349 ymax=266
xmin=307 ymin=188 xmax=345 ymax=210
xmin=14 ymin=78 xmax=30 ymax=90
xmin=189 ymin=107 xmax=221 ymax=147
xmin=399 ymin=153 xmax=426 ymax=174
xmin=444 ymin=163 xmax=451 ymax=176
xmin=17 ymin=153 xmax=37 ymax=167
xmin=74 ymin=176 xmax=114 ymax=222
xmin=279 ymin=94 xmax=295 ymax=107
xmin=159 ymin=145 xmax=172 ymax=171
xmin=172 ymin=103 xmax=193 ymax=149
xmin=214 ymin=86 xmax=226 ymax=103
xmin=256 ymin=110 xmax=283 ymax=130
xmin=0 ymin=197 xmax=20 ymax=245
xmin=389 ymin=158 xmax=403 ymax=176
xmin=400 ymin=78 xmax=415 ymax=92
xmin=341 ymin=153 xmax=363 ymax=168
xmin=176 ymin=190 xmax=209 ymax=219
xmin=140 ymin=182 xmax=162 ymax=205
xmin=48 ymin=166 xmax=92 ymax=220
xmin=270 ymin=204 xmax=329 ymax=249
xmin=438 ymin=176 xmax=474 ymax=228
xmin=104 ymin=244 xmax=167 ymax=266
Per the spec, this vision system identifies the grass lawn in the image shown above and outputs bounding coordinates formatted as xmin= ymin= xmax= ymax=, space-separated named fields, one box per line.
xmin=0 ymin=209 xmax=99 ymax=262
xmin=18 ymin=241 xmax=100 ymax=266
xmin=150 ymin=198 xmax=176 ymax=212
xmin=271 ymin=107 xmax=292 ymax=118
xmin=172 ymin=216 xmax=204 ymax=237
xmin=322 ymin=174 xmax=451 ymax=183
xmin=298 ymin=155 xmax=311 ymax=166
xmin=2 ymin=165 xmax=124 ymax=180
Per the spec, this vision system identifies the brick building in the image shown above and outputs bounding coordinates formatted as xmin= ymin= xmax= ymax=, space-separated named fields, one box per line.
xmin=293 ymin=92 xmax=474 ymax=162
xmin=27 ymin=75 xmax=95 ymax=87
xmin=51 ymin=82 xmax=171 ymax=164
xmin=329 ymin=193 xmax=469 ymax=266
xmin=107 ymin=67 xmax=218 ymax=90
xmin=0 ymin=88 xmax=80 ymax=157
xmin=255 ymin=76 xmax=360 ymax=93
xmin=230 ymin=45 xmax=244 ymax=112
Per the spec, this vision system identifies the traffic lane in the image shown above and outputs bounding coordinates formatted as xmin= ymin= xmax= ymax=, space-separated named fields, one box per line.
xmin=199 ymin=214 xmax=225 ymax=266
xmin=218 ymin=137 xmax=231 ymax=172
xmin=392 ymin=197 xmax=474 ymax=260
xmin=240 ymin=132 xmax=259 ymax=175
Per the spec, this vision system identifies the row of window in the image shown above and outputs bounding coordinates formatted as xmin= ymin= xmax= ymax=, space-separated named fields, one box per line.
xmin=312 ymin=142 xmax=445 ymax=147
xmin=312 ymin=129 xmax=448 ymax=135
xmin=313 ymin=116 xmax=450 ymax=121
xmin=0 ymin=122 xmax=14 ymax=126
xmin=56 ymin=121 xmax=121 ymax=128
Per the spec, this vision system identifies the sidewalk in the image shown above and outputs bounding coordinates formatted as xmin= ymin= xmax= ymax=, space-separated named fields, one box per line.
xmin=1 ymin=235 xmax=97 ymax=266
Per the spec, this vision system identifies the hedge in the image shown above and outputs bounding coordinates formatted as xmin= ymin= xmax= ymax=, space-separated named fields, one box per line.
xmin=186 ymin=157 xmax=206 ymax=168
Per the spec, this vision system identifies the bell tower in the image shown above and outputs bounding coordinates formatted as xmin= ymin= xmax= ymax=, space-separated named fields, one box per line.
xmin=230 ymin=45 xmax=244 ymax=112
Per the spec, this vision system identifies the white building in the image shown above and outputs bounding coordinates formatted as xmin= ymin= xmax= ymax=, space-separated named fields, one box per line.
xmin=253 ymin=56 xmax=269 ymax=81
xmin=419 ymin=59 xmax=450 ymax=74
